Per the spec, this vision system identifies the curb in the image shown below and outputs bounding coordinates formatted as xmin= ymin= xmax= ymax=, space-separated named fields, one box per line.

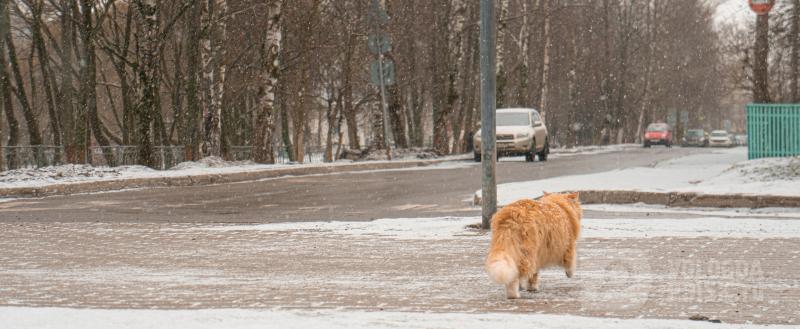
xmin=0 ymin=158 xmax=468 ymax=198
xmin=474 ymin=190 xmax=800 ymax=209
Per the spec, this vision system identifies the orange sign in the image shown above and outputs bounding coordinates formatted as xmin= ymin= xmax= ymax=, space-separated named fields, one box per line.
xmin=749 ymin=0 xmax=775 ymax=15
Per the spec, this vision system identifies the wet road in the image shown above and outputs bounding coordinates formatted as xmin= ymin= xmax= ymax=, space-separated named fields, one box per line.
xmin=0 ymin=147 xmax=707 ymax=223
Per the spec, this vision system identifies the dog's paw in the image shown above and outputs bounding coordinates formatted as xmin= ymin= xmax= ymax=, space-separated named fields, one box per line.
xmin=565 ymin=270 xmax=574 ymax=278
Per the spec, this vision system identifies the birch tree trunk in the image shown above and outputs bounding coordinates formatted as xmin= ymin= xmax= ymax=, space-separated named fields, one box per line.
xmin=496 ymin=0 xmax=509 ymax=108
xmin=133 ymin=0 xmax=160 ymax=167
xmin=538 ymin=0 xmax=551 ymax=122
xmin=58 ymin=0 xmax=78 ymax=162
xmin=448 ymin=0 xmax=467 ymax=154
xmin=184 ymin=1 xmax=203 ymax=160
xmin=252 ymin=0 xmax=283 ymax=164
xmin=201 ymin=0 xmax=227 ymax=158
xmin=635 ymin=0 xmax=659 ymax=143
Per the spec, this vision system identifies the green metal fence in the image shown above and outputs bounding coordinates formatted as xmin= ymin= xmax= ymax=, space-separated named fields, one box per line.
xmin=747 ymin=104 xmax=800 ymax=160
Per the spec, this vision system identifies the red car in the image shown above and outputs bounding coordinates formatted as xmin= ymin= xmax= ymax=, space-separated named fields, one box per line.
xmin=643 ymin=123 xmax=673 ymax=148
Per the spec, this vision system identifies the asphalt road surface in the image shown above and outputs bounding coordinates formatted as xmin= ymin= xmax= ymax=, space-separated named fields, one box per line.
xmin=0 ymin=147 xmax=708 ymax=223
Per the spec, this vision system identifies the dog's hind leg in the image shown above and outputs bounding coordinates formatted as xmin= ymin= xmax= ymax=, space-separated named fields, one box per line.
xmin=564 ymin=243 xmax=577 ymax=278
xmin=505 ymin=278 xmax=521 ymax=299
xmin=527 ymin=272 xmax=540 ymax=292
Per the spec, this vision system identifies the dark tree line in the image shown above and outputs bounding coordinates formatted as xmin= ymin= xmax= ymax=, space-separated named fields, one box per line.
xmin=0 ymin=0 xmax=741 ymax=168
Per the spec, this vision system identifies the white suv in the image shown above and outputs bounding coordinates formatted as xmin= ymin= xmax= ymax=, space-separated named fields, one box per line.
xmin=473 ymin=108 xmax=550 ymax=162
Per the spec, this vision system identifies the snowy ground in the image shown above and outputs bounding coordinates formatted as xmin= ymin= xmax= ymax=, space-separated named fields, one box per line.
xmin=484 ymin=148 xmax=800 ymax=205
xmin=2 ymin=307 xmax=795 ymax=329
xmin=1 ymin=211 xmax=798 ymax=328
xmin=0 ymin=155 xmax=471 ymax=189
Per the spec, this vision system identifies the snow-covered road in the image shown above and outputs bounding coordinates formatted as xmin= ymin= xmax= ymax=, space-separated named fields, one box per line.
xmin=1 ymin=210 xmax=798 ymax=327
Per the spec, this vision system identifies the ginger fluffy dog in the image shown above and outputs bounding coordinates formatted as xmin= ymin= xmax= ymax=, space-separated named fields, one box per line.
xmin=485 ymin=192 xmax=582 ymax=299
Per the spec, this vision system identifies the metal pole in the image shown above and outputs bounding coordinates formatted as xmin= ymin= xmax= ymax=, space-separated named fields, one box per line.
xmin=378 ymin=53 xmax=392 ymax=160
xmin=373 ymin=0 xmax=392 ymax=160
xmin=480 ymin=0 xmax=497 ymax=230
xmin=754 ymin=13 xmax=770 ymax=103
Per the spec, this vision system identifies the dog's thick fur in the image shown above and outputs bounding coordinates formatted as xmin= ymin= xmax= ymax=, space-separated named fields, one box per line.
xmin=485 ymin=192 xmax=582 ymax=299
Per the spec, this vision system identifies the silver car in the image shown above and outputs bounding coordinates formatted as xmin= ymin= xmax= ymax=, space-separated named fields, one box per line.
xmin=473 ymin=108 xmax=550 ymax=162
xmin=709 ymin=130 xmax=733 ymax=147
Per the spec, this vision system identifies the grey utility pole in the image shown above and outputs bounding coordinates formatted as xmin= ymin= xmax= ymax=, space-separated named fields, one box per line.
xmin=370 ymin=0 xmax=392 ymax=160
xmin=480 ymin=0 xmax=497 ymax=230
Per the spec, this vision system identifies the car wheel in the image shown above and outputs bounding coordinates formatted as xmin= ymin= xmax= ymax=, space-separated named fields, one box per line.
xmin=537 ymin=139 xmax=549 ymax=162
xmin=525 ymin=141 xmax=536 ymax=162
xmin=473 ymin=152 xmax=481 ymax=162
xmin=643 ymin=142 xmax=651 ymax=148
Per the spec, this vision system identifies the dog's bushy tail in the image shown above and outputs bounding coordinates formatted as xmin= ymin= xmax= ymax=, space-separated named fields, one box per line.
xmin=486 ymin=247 xmax=518 ymax=285
xmin=485 ymin=208 xmax=524 ymax=285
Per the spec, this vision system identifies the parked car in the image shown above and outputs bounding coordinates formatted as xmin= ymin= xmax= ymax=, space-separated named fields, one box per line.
xmin=709 ymin=130 xmax=734 ymax=147
xmin=473 ymin=108 xmax=550 ymax=162
xmin=734 ymin=134 xmax=748 ymax=146
xmin=643 ymin=123 xmax=673 ymax=148
xmin=681 ymin=129 xmax=709 ymax=147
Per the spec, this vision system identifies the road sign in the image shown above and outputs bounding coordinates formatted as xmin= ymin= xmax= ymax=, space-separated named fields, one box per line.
xmin=680 ymin=110 xmax=689 ymax=124
xmin=368 ymin=34 xmax=392 ymax=55
xmin=368 ymin=0 xmax=389 ymax=25
xmin=370 ymin=59 xmax=396 ymax=86
xmin=667 ymin=109 xmax=677 ymax=127
xmin=749 ymin=0 xmax=775 ymax=15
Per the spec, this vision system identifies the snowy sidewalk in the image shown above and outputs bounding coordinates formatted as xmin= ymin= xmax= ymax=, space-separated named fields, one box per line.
xmin=1 ymin=212 xmax=798 ymax=327
xmin=478 ymin=148 xmax=800 ymax=206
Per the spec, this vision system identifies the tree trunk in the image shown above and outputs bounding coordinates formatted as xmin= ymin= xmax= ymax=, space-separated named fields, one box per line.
xmin=430 ymin=1 xmax=453 ymax=155
xmin=133 ymin=0 xmax=160 ymax=168
xmin=184 ymin=0 xmax=202 ymax=160
xmin=58 ymin=0 xmax=78 ymax=162
xmin=538 ymin=0 xmax=551 ymax=122
xmin=201 ymin=0 xmax=227 ymax=158
xmin=496 ymin=0 xmax=509 ymax=108
xmin=252 ymin=0 xmax=282 ymax=164
xmin=80 ymin=0 xmax=111 ymax=163
xmin=0 ymin=0 xmax=14 ymax=168
xmin=5 ymin=33 xmax=43 ymax=146
xmin=30 ymin=0 xmax=62 ymax=148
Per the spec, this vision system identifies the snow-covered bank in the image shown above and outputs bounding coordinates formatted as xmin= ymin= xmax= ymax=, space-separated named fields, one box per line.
xmin=1 ymin=307 xmax=792 ymax=329
xmin=484 ymin=148 xmax=800 ymax=205
xmin=203 ymin=215 xmax=800 ymax=239
xmin=0 ymin=155 xmax=470 ymax=189
xmin=0 ymin=143 xmax=641 ymax=190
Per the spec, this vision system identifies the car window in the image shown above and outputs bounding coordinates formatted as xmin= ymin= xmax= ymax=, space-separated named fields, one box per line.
xmin=497 ymin=113 xmax=531 ymax=127
xmin=687 ymin=130 xmax=703 ymax=137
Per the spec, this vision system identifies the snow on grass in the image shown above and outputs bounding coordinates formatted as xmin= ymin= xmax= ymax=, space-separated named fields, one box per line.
xmin=550 ymin=143 xmax=642 ymax=156
xmin=583 ymin=204 xmax=800 ymax=219
xmin=203 ymin=216 xmax=800 ymax=239
xmin=696 ymin=156 xmax=800 ymax=196
xmin=0 ymin=154 xmax=474 ymax=189
xmin=483 ymin=148 xmax=800 ymax=205
xmin=0 ymin=307 xmax=792 ymax=329
xmin=499 ymin=144 xmax=641 ymax=162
